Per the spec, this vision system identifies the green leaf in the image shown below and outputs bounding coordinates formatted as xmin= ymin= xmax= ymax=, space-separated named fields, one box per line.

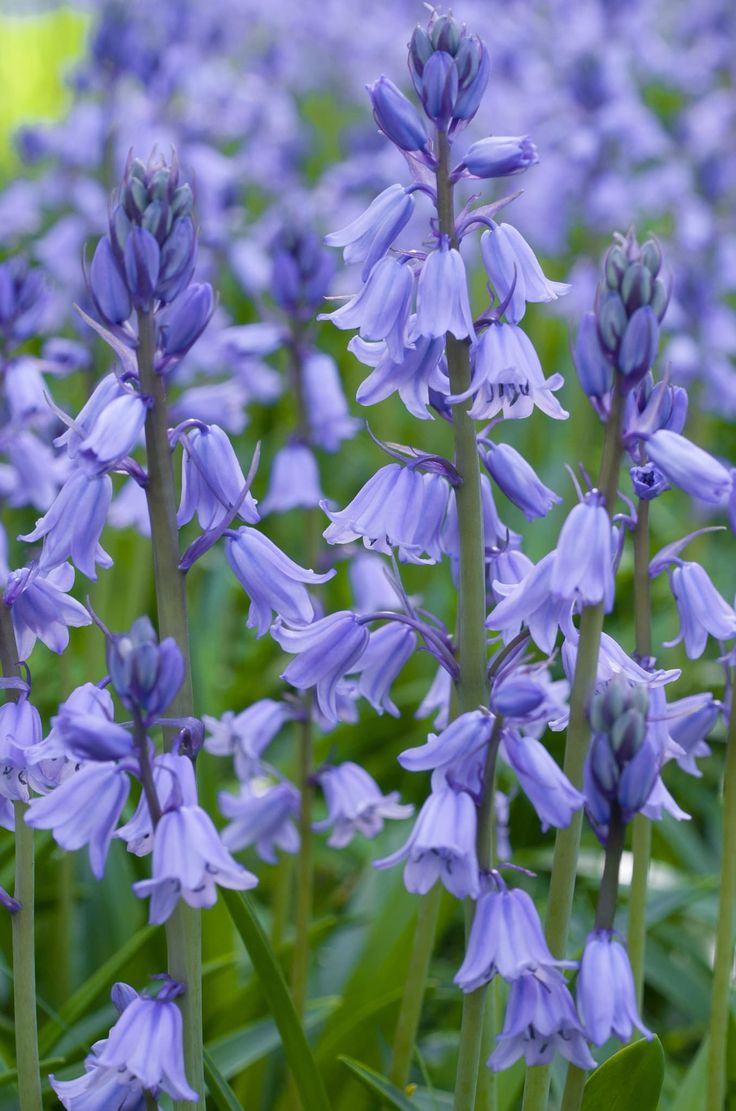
xmin=208 ymin=998 xmax=339 ymax=1079
xmin=203 ymin=1048 xmax=246 ymax=1111
xmin=220 ymin=889 xmax=331 ymax=1111
xmin=582 ymin=1037 xmax=664 ymax=1111
xmin=37 ymin=924 xmax=156 ymax=1056
xmin=670 ymin=1036 xmax=708 ymax=1111
xmin=339 ymin=1056 xmax=418 ymax=1111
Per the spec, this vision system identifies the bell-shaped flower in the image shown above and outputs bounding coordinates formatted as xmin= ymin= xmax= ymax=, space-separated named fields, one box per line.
xmin=325 ymin=184 xmax=415 ymax=280
xmin=319 ymin=255 xmax=413 ymax=361
xmin=25 ymin=761 xmax=131 ymax=878
xmin=0 ymin=695 xmax=44 ymax=801
xmin=480 ymin=223 xmax=569 ymax=324
xmin=415 ymin=239 xmax=475 ymax=342
xmin=488 ymin=967 xmax=595 ymax=1071
xmin=5 ymin=562 xmax=90 ymax=660
xmin=273 ymin=611 xmax=370 ymax=724
xmin=482 ymin=441 xmax=561 ymax=521
xmin=123 ymin=226 xmax=160 ymax=311
xmin=55 ymin=373 xmax=125 ymax=459
xmin=261 ymin=442 xmax=323 ymax=515
xmin=301 ymin=351 xmax=360 ymax=451
xmin=399 ymin=710 xmax=493 ymax=772
xmin=50 ymin=683 xmax=133 ymax=763
xmin=550 ymin=492 xmax=615 ymax=610
xmin=116 ymin=753 xmax=197 ymax=857
xmin=456 ymin=881 xmax=575 ymax=991
xmin=20 ymin=471 xmax=113 ymax=580
xmin=577 ymin=931 xmax=652 ymax=1046
xmin=351 ymin=622 xmax=416 ymax=716
xmin=664 ymin=561 xmax=736 ymax=658
xmin=667 ymin=693 xmax=718 ymax=776
xmin=574 ymin=311 xmax=613 ymax=399
xmin=107 ymin=617 xmax=185 ymax=724
xmin=88 ymin=235 xmax=131 ymax=325
xmin=466 ymin=322 xmax=568 ymax=421
xmin=352 ymin=331 xmax=446 ymax=421
xmin=219 ymin=778 xmax=300 ymax=863
xmin=51 ymin=978 xmax=197 ymax=1106
xmin=225 ymin=526 xmax=335 ymax=637
xmin=178 ymin=423 xmax=259 ymax=531
xmin=204 ymin=698 xmax=296 ymax=780
xmin=314 ymin=761 xmax=412 ymax=848
xmin=366 ymin=76 xmax=428 ymax=153
xmin=488 ymin=552 xmax=573 ymax=655
xmin=374 ymin=785 xmax=480 ymax=899
xmin=77 ymin=389 xmax=148 ymax=474
xmin=645 ymin=430 xmax=732 ymax=505
xmin=158 ymin=282 xmax=214 ymax=360
xmin=501 ymin=729 xmax=584 ymax=830
xmin=462 ymin=135 xmax=538 ymax=178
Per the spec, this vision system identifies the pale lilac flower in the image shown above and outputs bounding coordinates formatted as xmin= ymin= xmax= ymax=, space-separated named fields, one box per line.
xmin=501 ymin=730 xmax=584 ymax=830
xmin=301 ymin=351 xmax=360 ymax=451
xmin=204 ymin=699 xmax=296 ymax=780
xmin=324 ymin=184 xmax=414 ymax=280
xmin=480 ymin=223 xmax=570 ymax=323
xmin=374 ymin=786 xmax=480 ymax=899
xmin=0 ymin=695 xmax=44 ymax=801
xmin=219 ymin=779 xmax=300 ymax=863
xmin=465 ymin=323 xmax=568 ymax=421
xmin=77 ymin=390 xmax=148 ymax=474
xmin=4 ymin=562 xmax=90 ymax=660
xmin=665 ymin=562 xmax=736 ymax=658
xmin=116 ymin=753 xmax=197 ymax=857
xmin=443 ymin=474 xmax=519 ymax=560
xmin=488 ymin=552 xmax=573 ymax=655
xmin=550 ymin=492 xmax=615 ymax=609
xmin=261 ymin=443 xmax=323 ymax=515
xmin=461 ymin=136 xmax=538 ymax=178
xmin=482 ymin=441 xmax=562 ymax=521
xmin=319 ymin=255 xmax=413 ymax=360
xmin=351 ymin=332 xmax=446 ymax=421
xmin=577 ymin=931 xmax=652 ymax=1045
xmin=351 ymin=622 xmax=416 ymax=716
xmin=314 ymin=761 xmax=413 ymax=847
xmin=399 ymin=710 xmax=493 ymax=773
xmin=415 ymin=240 xmax=476 ymax=342
xmin=489 ymin=967 xmax=595 ymax=1071
xmin=178 ymin=423 xmax=259 ymax=530
xmin=107 ymin=618 xmax=184 ymax=724
xmin=272 ymin=611 xmax=370 ymax=724
xmin=20 ymin=471 xmax=113 ymax=580
xmin=645 ymin=429 xmax=732 ymax=505
xmin=367 ymin=76 xmax=428 ymax=152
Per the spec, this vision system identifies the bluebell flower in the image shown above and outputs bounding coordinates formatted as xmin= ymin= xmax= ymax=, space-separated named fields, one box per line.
xmin=455 ymin=881 xmax=575 ymax=990
xmin=25 ymin=682 xmax=116 ymax=766
xmin=269 ymin=227 xmax=336 ymax=318
xmin=618 ymin=305 xmax=659 ymax=383
xmin=261 ymin=443 xmax=323 ymax=515
xmin=644 ymin=429 xmax=732 ymax=505
xmin=488 ymin=967 xmax=595 ymax=1071
xmin=417 ymin=50 xmax=458 ymax=130
xmin=107 ymin=617 xmax=185 ymax=724
xmin=667 ymin=693 xmax=718 ymax=776
xmin=465 ymin=322 xmax=568 ymax=421
xmin=399 ymin=710 xmax=493 ymax=773
xmin=124 ymin=226 xmax=160 ymax=312
xmin=25 ymin=761 xmax=131 ymax=878
xmin=178 ymin=423 xmax=259 ymax=531
xmin=461 ymin=136 xmax=538 ymax=179
xmin=157 ymin=282 xmax=215 ymax=361
xmin=301 ymin=351 xmax=360 ymax=451
xmin=501 ymin=729 xmax=584 ymax=830
xmin=409 ymin=14 xmax=489 ymax=125
xmin=5 ymin=563 xmax=90 ymax=660
xmin=72 ymin=388 xmax=149 ymax=476
xmin=225 ymin=526 xmax=335 ymax=637
xmin=0 ymin=258 xmax=47 ymax=347
xmin=480 ymin=223 xmax=570 ymax=324
xmin=415 ymin=239 xmax=475 ymax=342
xmin=325 ymin=184 xmax=414 ymax=280
xmin=323 ymin=463 xmax=450 ymax=565
xmin=55 ymin=372 xmax=125 ymax=458
xmin=52 ymin=690 xmax=133 ymax=763
xmin=366 ymin=76 xmax=428 ymax=153
xmin=574 ymin=311 xmax=613 ymax=399
xmin=351 ymin=332 xmax=446 ymax=421
xmin=488 ymin=552 xmax=572 ymax=655
xmin=51 ymin=978 xmax=197 ymax=1106
xmin=664 ymin=561 xmax=736 ymax=658
xmin=319 ymin=254 xmax=413 ymax=361
xmin=375 ymin=786 xmax=480 ymax=898
xmin=491 ymin=667 xmax=568 ymax=727
xmin=351 ymin=622 xmax=416 ymax=716
xmin=349 ymin=552 xmax=405 ymax=615
xmin=481 ymin=441 xmax=562 ymax=521
xmin=219 ymin=778 xmax=300 ymax=863
xmin=272 ymin=611 xmax=370 ymax=724
xmin=20 ymin=471 xmax=113 ymax=580
xmin=204 ymin=699 xmax=296 ymax=780
xmin=116 ymin=753 xmax=197 ymax=857
xmin=577 ymin=931 xmax=652 ymax=1045
xmin=630 ymin=462 xmax=669 ymax=500
xmin=550 ymin=492 xmax=615 ymax=609
xmin=313 ymin=761 xmax=413 ymax=848
xmin=0 ymin=695 xmax=44 ymax=801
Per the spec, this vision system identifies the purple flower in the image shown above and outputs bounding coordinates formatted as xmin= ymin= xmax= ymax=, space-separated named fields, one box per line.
xmin=501 ymin=730 xmax=584 ymax=830
xmin=667 ymin=693 xmax=718 ymax=776
xmin=455 ymin=882 xmax=575 ymax=990
xmin=618 ymin=305 xmax=659 ymax=383
xmin=319 ymin=255 xmax=414 ymax=361
xmin=630 ymin=463 xmax=669 ymax=500
xmin=272 ymin=611 xmax=370 ymax=724
xmin=574 ymin=312 xmax=613 ymax=399
xmin=4 ymin=562 xmax=90 ymax=660
xmin=443 ymin=474 xmax=519 ymax=561
xmin=665 ymin=562 xmax=736 ymax=658
xmin=133 ymin=801 xmax=257 ymax=923
xmin=204 ymin=699 xmax=296 ymax=780
xmin=0 ymin=695 xmax=44 ymax=801
xmin=645 ymin=430 xmax=732 ymax=505
xmin=488 ymin=552 xmax=572 ymax=655
xmin=374 ymin=786 xmax=480 ymax=899
xmin=465 ymin=323 xmax=568 ymax=421
xmin=107 ymin=617 xmax=185 ymax=724
xmin=219 ymin=779 xmax=300 ymax=863
xmin=351 ymin=332 xmax=446 ymax=420
xmin=482 ymin=441 xmax=562 ymax=521
xmin=417 ymin=50 xmax=458 ymax=129
xmin=415 ymin=239 xmax=475 ymax=342
xmin=19 ymin=471 xmax=113 ymax=580
xmin=88 ymin=235 xmax=132 ymax=325
xmin=399 ymin=710 xmax=493 ymax=773
xmin=314 ymin=761 xmax=412 ymax=847
xmin=301 ymin=351 xmax=360 ymax=452
xmin=76 ymin=389 xmax=148 ymax=474
xmin=225 ymin=527 xmax=335 ymax=637
xmin=158 ymin=282 xmax=214 ymax=359
xmin=178 ymin=423 xmax=259 ymax=531
xmin=351 ymin=622 xmax=416 ymax=716
xmin=367 ymin=76 xmax=428 ymax=153
xmin=324 ymin=184 xmax=414 ymax=280
xmin=51 ymin=979 xmax=198 ymax=1106
xmin=124 ymin=227 xmax=160 ymax=312
xmin=488 ymin=967 xmax=595 ymax=1071
xmin=116 ymin=753 xmax=197 ymax=856
xmin=261 ymin=443 xmax=323 ymax=515
xmin=25 ymin=761 xmax=130 ymax=878
xmin=480 ymin=223 xmax=569 ymax=324
xmin=550 ymin=492 xmax=615 ymax=609
xmin=462 ymin=136 xmax=538 ymax=179
xmin=577 ymin=931 xmax=652 ymax=1045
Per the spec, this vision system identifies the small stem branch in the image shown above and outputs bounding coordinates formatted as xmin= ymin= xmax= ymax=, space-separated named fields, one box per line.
xmin=0 ymin=604 xmax=42 ymax=1111
xmin=133 ymin=715 xmax=162 ymax=827
xmin=706 ymin=674 xmax=736 ymax=1111
xmin=136 ymin=309 xmax=203 ymax=1111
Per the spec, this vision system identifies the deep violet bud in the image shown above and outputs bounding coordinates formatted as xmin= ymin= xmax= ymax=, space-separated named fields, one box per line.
xmin=482 ymin=441 xmax=561 ymax=521
xmin=455 ymin=883 xmax=574 ymax=990
xmin=410 ymin=15 xmax=489 ymax=124
xmin=124 ymin=226 xmax=160 ymax=311
xmin=489 ymin=968 xmax=595 ymax=1071
xmin=665 ymin=562 xmax=736 ymax=659
xmin=419 ymin=50 xmax=458 ymax=130
xmin=366 ymin=76 xmax=428 ymax=152
xmin=618 ymin=305 xmax=659 ymax=384
xmin=158 ymin=282 xmax=214 ymax=358
xmin=107 ymin=617 xmax=184 ymax=723
xmin=374 ymin=786 xmax=480 ymax=899
xmin=324 ymin=184 xmax=414 ymax=281
xmin=415 ymin=239 xmax=475 ymax=341
xmin=577 ymin=931 xmax=652 ymax=1045
xmin=51 ymin=979 xmax=198 ymax=1106
xmin=224 ymin=527 xmax=335 ymax=637
xmin=178 ymin=424 xmax=259 ymax=531
xmin=219 ymin=779 xmax=300 ymax=862
xmin=645 ymin=430 xmax=732 ymax=505
xmin=19 ymin=471 xmax=113 ymax=580
xmin=462 ymin=136 xmax=538 ymax=178
xmin=88 ymin=235 xmax=131 ymax=324
xmin=5 ymin=563 xmax=90 ymax=660
xmin=261 ymin=443 xmax=323 ymax=516
xmin=550 ymin=492 xmax=615 ymax=609
xmin=319 ymin=255 xmax=413 ymax=361
xmin=574 ymin=311 xmax=613 ymax=399
xmin=272 ymin=611 xmax=370 ymax=724
xmin=314 ymin=761 xmax=413 ymax=847
xmin=480 ymin=224 xmax=570 ymax=325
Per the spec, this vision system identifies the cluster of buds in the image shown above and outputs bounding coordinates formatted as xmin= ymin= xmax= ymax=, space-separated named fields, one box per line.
xmin=0 ymin=258 xmax=47 ymax=351
xmin=107 ymin=616 xmax=184 ymax=726
xmin=584 ymin=675 xmax=658 ymax=837
xmin=408 ymin=12 xmax=490 ymax=132
xmin=269 ymin=226 xmax=335 ymax=320
xmin=575 ymin=229 xmax=670 ymax=397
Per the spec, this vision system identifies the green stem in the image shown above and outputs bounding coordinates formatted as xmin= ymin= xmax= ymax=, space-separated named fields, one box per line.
xmin=522 ymin=386 xmax=625 ymax=1111
xmin=388 ymin=885 xmax=443 ymax=1088
xmin=628 ymin=499 xmax=652 ymax=1009
xmin=136 ymin=309 xmax=203 ymax=1110
xmin=291 ymin=704 xmax=314 ymax=1018
xmin=706 ymin=674 xmax=736 ymax=1111
xmin=0 ymin=605 xmax=42 ymax=1111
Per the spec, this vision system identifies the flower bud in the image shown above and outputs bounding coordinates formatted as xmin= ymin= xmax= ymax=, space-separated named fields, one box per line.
xmin=463 ymin=135 xmax=538 ymax=178
xmin=420 ymin=51 xmax=458 ymax=130
xmin=89 ymin=236 xmax=132 ymax=325
xmin=604 ymin=245 xmax=627 ymax=290
xmin=618 ymin=305 xmax=659 ymax=383
xmin=597 ymin=290 xmax=627 ymax=353
xmin=650 ymin=275 xmax=670 ymax=321
xmin=574 ymin=311 xmax=613 ymax=398
xmin=609 ymin=707 xmax=647 ymax=762
xmin=107 ymin=617 xmax=185 ymax=723
xmin=367 ymin=76 xmax=428 ymax=152
xmin=123 ymin=227 xmax=160 ymax=311
xmin=431 ymin=13 xmax=462 ymax=53
xmin=158 ymin=282 xmax=214 ymax=358
xmin=630 ymin=463 xmax=669 ymax=500
xmin=621 ymin=261 xmax=653 ymax=314
xmin=640 ymin=238 xmax=662 ymax=277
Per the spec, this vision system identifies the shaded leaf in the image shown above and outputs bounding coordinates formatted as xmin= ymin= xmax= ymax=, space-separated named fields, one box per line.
xmin=339 ymin=1056 xmax=418 ymax=1111
xmin=204 ymin=1048 xmax=246 ymax=1111
xmin=582 ymin=1037 xmax=664 ymax=1111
